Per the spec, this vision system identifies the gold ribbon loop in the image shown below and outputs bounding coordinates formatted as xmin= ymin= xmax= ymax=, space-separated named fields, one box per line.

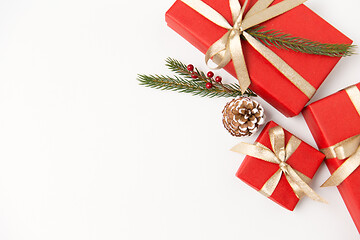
xmin=321 ymin=146 xmax=360 ymax=187
xmin=320 ymin=86 xmax=360 ymax=187
xmin=230 ymin=0 xmax=244 ymax=25
xmin=285 ymin=135 xmax=302 ymax=160
xmin=205 ymin=31 xmax=232 ymax=69
xmin=269 ymin=126 xmax=286 ymax=161
xmin=232 ymin=126 xmax=327 ymax=203
xmin=181 ymin=0 xmax=314 ymax=97
xmin=232 ymin=142 xmax=279 ymax=164
xmin=321 ymin=135 xmax=360 ymax=160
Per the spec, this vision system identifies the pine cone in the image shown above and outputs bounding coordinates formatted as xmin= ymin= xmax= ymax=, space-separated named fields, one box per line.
xmin=222 ymin=97 xmax=265 ymax=137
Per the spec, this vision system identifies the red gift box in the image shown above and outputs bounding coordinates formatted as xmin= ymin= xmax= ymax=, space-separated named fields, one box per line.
xmin=165 ymin=0 xmax=352 ymax=117
xmin=234 ymin=121 xmax=325 ymax=211
xmin=303 ymin=83 xmax=360 ymax=233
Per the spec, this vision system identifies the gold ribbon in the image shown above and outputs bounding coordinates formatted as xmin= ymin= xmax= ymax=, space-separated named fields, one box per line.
xmin=181 ymin=0 xmax=316 ymax=97
xmin=231 ymin=126 xmax=327 ymax=203
xmin=320 ymin=86 xmax=360 ymax=187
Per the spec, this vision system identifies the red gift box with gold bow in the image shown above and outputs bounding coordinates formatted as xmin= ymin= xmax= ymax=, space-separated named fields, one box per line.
xmin=303 ymin=83 xmax=360 ymax=233
xmin=165 ymin=0 xmax=352 ymax=117
xmin=232 ymin=121 xmax=325 ymax=210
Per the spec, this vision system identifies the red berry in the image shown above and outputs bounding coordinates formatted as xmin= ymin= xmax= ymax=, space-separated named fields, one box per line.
xmin=191 ymin=74 xmax=198 ymax=79
xmin=215 ymin=76 xmax=222 ymax=83
xmin=205 ymin=82 xmax=213 ymax=89
xmin=187 ymin=64 xmax=194 ymax=72
xmin=207 ymin=71 xmax=214 ymax=78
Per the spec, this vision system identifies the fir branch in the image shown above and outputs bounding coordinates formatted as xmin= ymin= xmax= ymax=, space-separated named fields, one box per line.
xmin=138 ymin=58 xmax=256 ymax=98
xmin=138 ymin=74 xmax=252 ymax=98
xmin=247 ymin=26 xmax=355 ymax=57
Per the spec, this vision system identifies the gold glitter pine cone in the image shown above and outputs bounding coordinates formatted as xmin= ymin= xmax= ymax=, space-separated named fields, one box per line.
xmin=222 ymin=97 xmax=265 ymax=137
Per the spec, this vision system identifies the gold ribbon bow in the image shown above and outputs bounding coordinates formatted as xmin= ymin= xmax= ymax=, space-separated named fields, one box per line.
xmin=181 ymin=0 xmax=316 ymax=97
xmin=231 ymin=126 xmax=326 ymax=203
xmin=321 ymin=86 xmax=360 ymax=187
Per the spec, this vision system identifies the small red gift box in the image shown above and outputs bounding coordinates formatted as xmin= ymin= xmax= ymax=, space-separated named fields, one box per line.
xmin=303 ymin=83 xmax=360 ymax=233
xmin=166 ymin=0 xmax=352 ymax=117
xmin=233 ymin=121 xmax=325 ymax=211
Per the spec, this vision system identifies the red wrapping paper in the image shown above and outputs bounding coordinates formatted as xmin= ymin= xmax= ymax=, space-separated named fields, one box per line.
xmin=165 ymin=0 xmax=352 ymax=117
xmin=235 ymin=121 xmax=325 ymax=211
xmin=303 ymin=83 xmax=360 ymax=233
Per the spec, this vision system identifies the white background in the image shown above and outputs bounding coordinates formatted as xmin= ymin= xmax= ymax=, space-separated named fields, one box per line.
xmin=0 ymin=0 xmax=359 ymax=239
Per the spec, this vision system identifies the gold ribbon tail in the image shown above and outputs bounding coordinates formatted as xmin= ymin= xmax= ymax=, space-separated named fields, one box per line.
xmin=285 ymin=166 xmax=327 ymax=203
xmin=229 ymin=31 xmax=251 ymax=93
xmin=260 ymin=169 xmax=283 ymax=197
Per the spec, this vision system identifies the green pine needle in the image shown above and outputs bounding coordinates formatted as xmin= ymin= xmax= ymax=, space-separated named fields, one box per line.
xmin=138 ymin=58 xmax=256 ymax=98
xmin=247 ymin=25 xmax=355 ymax=57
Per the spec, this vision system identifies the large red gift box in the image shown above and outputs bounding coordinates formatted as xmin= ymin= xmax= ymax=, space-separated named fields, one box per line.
xmin=303 ymin=83 xmax=360 ymax=233
xmin=235 ymin=121 xmax=325 ymax=211
xmin=165 ymin=0 xmax=352 ymax=117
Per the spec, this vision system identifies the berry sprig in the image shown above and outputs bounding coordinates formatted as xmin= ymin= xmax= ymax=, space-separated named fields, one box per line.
xmin=187 ymin=64 xmax=229 ymax=91
xmin=177 ymin=59 xmax=237 ymax=93
xmin=138 ymin=58 xmax=256 ymax=98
